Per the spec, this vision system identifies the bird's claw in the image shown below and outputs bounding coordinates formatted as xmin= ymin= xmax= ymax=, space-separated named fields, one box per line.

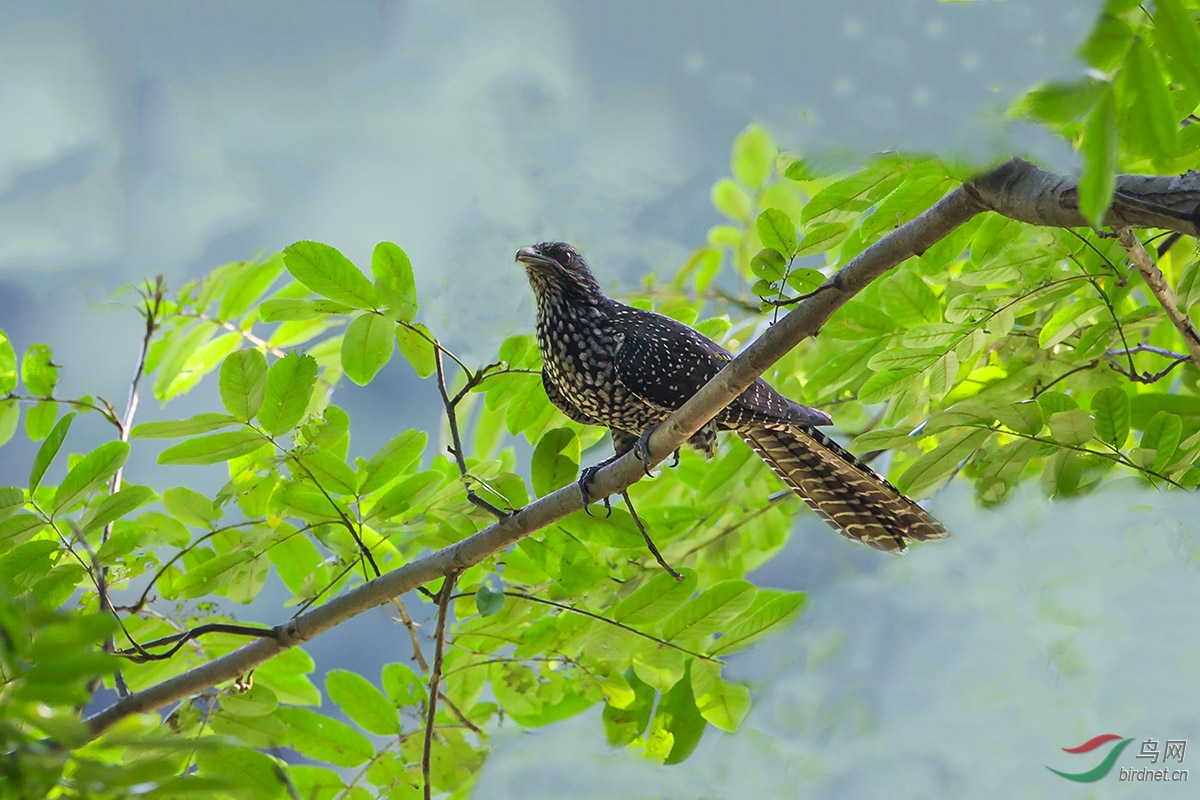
xmin=631 ymin=426 xmax=679 ymax=475
xmin=632 ymin=427 xmax=657 ymax=477
xmin=577 ymin=464 xmax=613 ymax=518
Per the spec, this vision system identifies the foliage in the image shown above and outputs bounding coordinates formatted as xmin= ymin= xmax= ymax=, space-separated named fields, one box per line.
xmin=1 ymin=3 xmax=1199 ymax=799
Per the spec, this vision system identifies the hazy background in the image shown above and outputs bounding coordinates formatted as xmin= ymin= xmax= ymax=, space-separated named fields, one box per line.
xmin=3 ymin=1 xmax=1197 ymax=797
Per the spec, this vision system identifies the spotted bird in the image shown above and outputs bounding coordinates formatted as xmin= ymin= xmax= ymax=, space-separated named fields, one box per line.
xmin=515 ymin=241 xmax=947 ymax=552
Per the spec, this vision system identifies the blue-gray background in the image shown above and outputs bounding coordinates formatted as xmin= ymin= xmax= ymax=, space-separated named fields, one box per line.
xmin=2 ymin=1 xmax=1196 ymax=798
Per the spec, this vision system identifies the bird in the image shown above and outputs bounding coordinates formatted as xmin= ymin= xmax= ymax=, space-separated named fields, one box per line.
xmin=514 ymin=241 xmax=947 ymax=553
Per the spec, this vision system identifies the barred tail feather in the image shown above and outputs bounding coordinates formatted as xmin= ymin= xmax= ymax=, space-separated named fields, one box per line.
xmin=740 ymin=426 xmax=948 ymax=553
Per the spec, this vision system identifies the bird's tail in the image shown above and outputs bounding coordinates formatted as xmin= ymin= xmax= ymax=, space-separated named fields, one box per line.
xmin=739 ymin=426 xmax=947 ymax=552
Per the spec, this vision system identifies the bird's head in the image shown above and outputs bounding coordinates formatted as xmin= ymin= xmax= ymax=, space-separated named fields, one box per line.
xmin=515 ymin=241 xmax=605 ymax=304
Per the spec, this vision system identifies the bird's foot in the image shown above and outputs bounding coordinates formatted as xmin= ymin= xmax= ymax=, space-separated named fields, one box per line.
xmin=631 ymin=425 xmax=680 ymax=476
xmin=577 ymin=462 xmax=614 ymax=518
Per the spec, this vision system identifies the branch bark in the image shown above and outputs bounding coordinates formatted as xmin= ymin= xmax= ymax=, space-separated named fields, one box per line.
xmin=86 ymin=157 xmax=1200 ymax=740
xmin=1117 ymin=227 xmax=1200 ymax=370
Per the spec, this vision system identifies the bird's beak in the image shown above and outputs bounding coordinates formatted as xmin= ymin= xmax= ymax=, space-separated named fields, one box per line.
xmin=515 ymin=246 xmax=554 ymax=268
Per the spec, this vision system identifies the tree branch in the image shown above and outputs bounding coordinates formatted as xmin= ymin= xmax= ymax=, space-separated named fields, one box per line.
xmin=85 ymin=158 xmax=1200 ymax=740
xmin=1117 ymin=227 xmax=1200 ymax=370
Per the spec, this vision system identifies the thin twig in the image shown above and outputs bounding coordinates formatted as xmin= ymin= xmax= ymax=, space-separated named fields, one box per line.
xmin=0 ymin=394 xmax=122 ymax=428
xmin=423 ymin=573 xmax=457 ymax=800
xmin=113 ymin=622 xmax=277 ymax=662
xmin=495 ymin=591 xmax=716 ymax=661
xmin=98 ymin=277 xmax=165 ymax=697
xmin=183 ymin=311 xmax=287 ymax=357
xmin=434 ymin=348 xmax=509 ymax=518
xmin=438 ymin=691 xmax=482 ymax=736
xmin=1119 ymin=227 xmax=1200 ymax=369
xmin=391 ymin=597 xmax=429 ymax=673
xmin=619 ymin=489 xmax=681 ymax=579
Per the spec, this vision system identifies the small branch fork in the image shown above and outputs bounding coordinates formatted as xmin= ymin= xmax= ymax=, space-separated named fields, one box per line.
xmin=85 ymin=160 xmax=1200 ymax=742
xmin=433 ymin=348 xmax=510 ymax=519
xmin=1117 ymin=227 xmax=1200 ymax=371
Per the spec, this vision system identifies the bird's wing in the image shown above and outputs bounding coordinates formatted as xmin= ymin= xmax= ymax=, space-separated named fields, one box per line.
xmin=611 ymin=304 xmax=830 ymax=427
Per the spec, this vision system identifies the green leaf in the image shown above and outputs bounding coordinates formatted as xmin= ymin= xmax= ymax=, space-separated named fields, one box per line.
xmin=662 ymin=580 xmax=756 ymax=641
xmin=750 ymin=248 xmax=787 ymax=283
xmin=1117 ymin=36 xmax=1176 ymax=158
xmin=802 ymin=163 xmax=902 ymax=222
xmin=1078 ymin=83 xmax=1118 ymax=228
xmin=1091 ymin=386 xmax=1130 ymax=446
xmin=282 ymin=240 xmax=379 ymax=309
xmin=52 ymin=441 xmax=129 ymax=515
xmin=0 ymin=540 xmax=59 ymax=593
xmin=372 ymin=242 xmax=418 ymax=322
xmin=531 ymin=428 xmax=580 ymax=497
xmin=24 ymin=401 xmax=56 ymax=441
xmin=858 ymin=368 xmax=922 ymax=404
xmin=258 ymin=353 xmax=318 ymax=436
xmin=882 ymin=271 xmax=939 ymax=326
xmin=360 ymin=430 xmax=427 ymax=494
xmin=21 ymin=343 xmax=57 ymax=396
xmin=1047 ymin=408 xmax=1096 ymax=447
xmin=756 ymin=208 xmax=798 ymax=256
xmin=298 ymin=449 xmax=358 ymax=495
xmin=903 ymin=323 xmax=969 ymax=349
xmin=1177 ymin=260 xmax=1200 ymax=312
xmin=366 ymin=471 xmax=442 ymax=521
xmin=711 ymin=178 xmax=752 ymax=221
xmin=394 ymin=323 xmax=437 ymax=379
xmin=131 ymin=413 xmax=241 ymax=439
xmin=475 ymin=586 xmax=506 ymax=617
xmin=709 ymin=592 xmax=808 ymax=655
xmin=1155 ymin=0 xmax=1200 ymax=100
xmin=898 ymin=429 xmax=990 ymax=496
xmin=689 ymin=659 xmax=750 ymax=732
xmin=29 ymin=411 xmax=75 ymax=492
xmin=1038 ymin=297 xmax=1103 ymax=348
xmin=195 ymin=745 xmax=283 ymax=800
xmin=382 ymin=662 xmax=428 ymax=707
xmin=1021 ymin=79 xmax=1105 ymax=125
xmin=731 ymin=124 xmax=775 ymax=189
xmin=0 ymin=330 xmax=16 ymax=393
xmin=341 ymin=313 xmax=394 ymax=386
xmin=0 ymin=400 xmax=17 ymax=447
xmin=219 ymin=350 xmax=268 ymax=421
xmin=79 ymin=485 xmax=155 ymax=534
xmin=326 ymin=669 xmax=400 ymax=736
xmin=611 ymin=569 xmax=698 ymax=625
xmin=823 ymin=301 xmax=897 ymax=340
xmin=217 ymin=255 xmax=286 ymax=320
xmin=994 ymin=401 xmax=1044 ymax=436
xmin=794 ymin=222 xmax=849 ymax=258
xmin=158 ymin=429 xmax=265 ymax=466
xmin=0 ymin=515 xmax=45 ymax=546
xmin=1142 ymin=410 xmax=1183 ymax=473
xmin=656 ymin=667 xmax=707 ymax=765
xmin=0 ymin=486 xmax=23 ymax=524
xmin=259 ymin=298 xmax=356 ymax=321
xmin=277 ymin=707 xmax=374 ymax=767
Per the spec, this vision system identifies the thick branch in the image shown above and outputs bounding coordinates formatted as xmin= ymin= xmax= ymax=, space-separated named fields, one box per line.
xmin=88 ymin=158 xmax=1200 ymax=738
xmin=87 ymin=157 xmax=1200 ymax=737
xmin=970 ymin=158 xmax=1200 ymax=235
xmin=85 ymin=184 xmax=983 ymax=740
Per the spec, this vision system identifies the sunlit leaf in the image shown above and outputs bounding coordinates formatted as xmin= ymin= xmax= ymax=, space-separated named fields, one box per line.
xmin=283 ymin=240 xmax=379 ymax=309
xmin=219 ymin=350 xmax=269 ymax=421
xmin=52 ymin=441 xmax=128 ymax=515
xmin=341 ymin=313 xmax=394 ymax=386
